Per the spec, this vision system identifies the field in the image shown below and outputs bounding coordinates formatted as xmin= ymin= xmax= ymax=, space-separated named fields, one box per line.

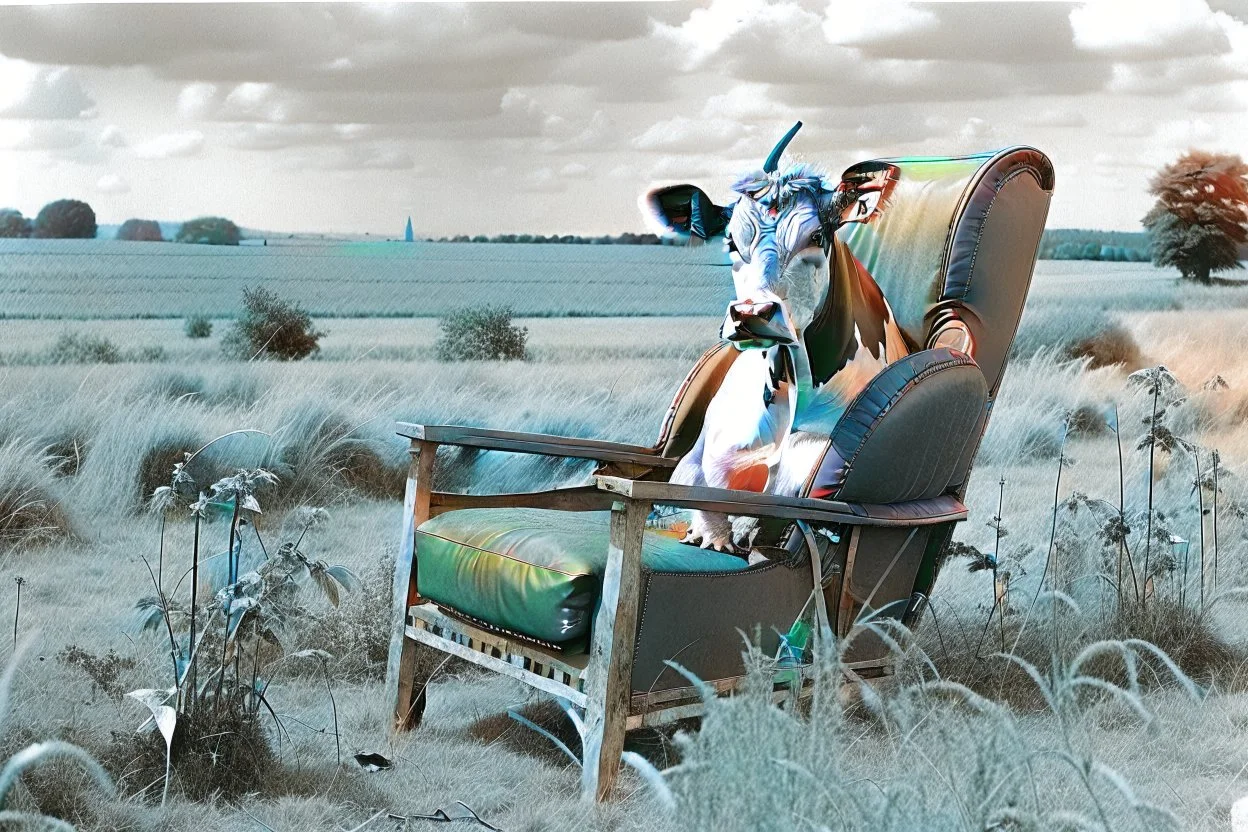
xmin=0 ymin=241 xmax=1247 ymax=830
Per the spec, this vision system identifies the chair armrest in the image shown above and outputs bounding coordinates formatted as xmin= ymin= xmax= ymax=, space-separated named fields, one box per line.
xmin=594 ymin=476 xmax=966 ymax=527
xmin=396 ymin=423 xmax=677 ymax=469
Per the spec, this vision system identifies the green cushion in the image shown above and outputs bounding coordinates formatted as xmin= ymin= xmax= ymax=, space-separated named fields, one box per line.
xmin=415 ymin=508 xmax=749 ymax=645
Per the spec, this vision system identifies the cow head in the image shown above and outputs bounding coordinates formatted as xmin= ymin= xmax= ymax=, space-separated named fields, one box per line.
xmin=642 ymin=122 xmax=897 ymax=350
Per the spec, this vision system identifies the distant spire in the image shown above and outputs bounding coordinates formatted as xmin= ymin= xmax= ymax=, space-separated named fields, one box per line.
xmin=404 ymin=216 xmax=414 ymax=243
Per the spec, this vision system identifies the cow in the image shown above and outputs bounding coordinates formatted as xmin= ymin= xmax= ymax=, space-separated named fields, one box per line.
xmin=642 ymin=122 xmax=920 ymax=557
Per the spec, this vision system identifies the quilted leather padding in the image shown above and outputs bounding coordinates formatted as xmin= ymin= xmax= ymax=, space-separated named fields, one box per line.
xmin=809 ymin=348 xmax=988 ymax=503
xmin=416 ymin=508 xmax=748 ymax=645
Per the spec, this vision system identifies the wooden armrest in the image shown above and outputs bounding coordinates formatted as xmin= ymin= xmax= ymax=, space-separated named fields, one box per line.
xmin=594 ymin=476 xmax=967 ymax=527
xmin=396 ymin=423 xmax=677 ymax=469
xmin=429 ymin=485 xmax=616 ymax=517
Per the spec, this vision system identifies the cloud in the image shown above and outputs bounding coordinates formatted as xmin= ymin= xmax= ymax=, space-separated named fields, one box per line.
xmin=132 ymin=130 xmax=204 ymax=159
xmin=633 ymin=116 xmax=747 ymax=152
xmin=0 ymin=60 xmax=94 ymax=119
xmin=227 ymin=122 xmax=373 ymax=151
xmin=1020 ymin=108 xmax=1090 ymax=129
xmin=292 ymin=144 xmax=417 ymax=171
xmin=97 ymin=124 xmax=126 ymax=147
xmin=95 ymin=173 xmax=128 ymax=194
xmin=1070 ymin=0 xmax=1231 ymax=60
xmin=0 ymin=121 xmax=85 ymax=151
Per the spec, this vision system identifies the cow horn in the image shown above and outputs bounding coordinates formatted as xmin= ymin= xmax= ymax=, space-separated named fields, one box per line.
xmin=763 ymin=121 xmax=802 ymax=174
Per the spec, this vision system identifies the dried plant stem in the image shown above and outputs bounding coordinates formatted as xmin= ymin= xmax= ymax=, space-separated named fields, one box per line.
xmin=10 ymin=579 xmax=22 ymax=653
xmin=1113 ymin=404 xmax=1139 ymax=606
xmin=1212 ymin=450 xmax=1220 ymax=593
xmin=1194 ymin=448 xmax=1206 ymax=608
xmin=185 ymin=511 xmax=202 ymax=712
xmin=1143 ymin=385 xmax=1159 ymax=599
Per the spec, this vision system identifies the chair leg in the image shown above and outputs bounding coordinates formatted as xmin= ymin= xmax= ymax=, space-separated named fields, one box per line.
xmin=581 ymin=498 xmax=647 ymax=801
xmin=392 ymin=635 xmax=428 ymax=731
xmin=386 ymin=439 xmax=437 ymax=734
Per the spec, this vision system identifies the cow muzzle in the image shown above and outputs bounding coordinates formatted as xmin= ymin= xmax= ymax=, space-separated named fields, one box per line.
xmin=722 ymin=300 xmax=794 ymax=349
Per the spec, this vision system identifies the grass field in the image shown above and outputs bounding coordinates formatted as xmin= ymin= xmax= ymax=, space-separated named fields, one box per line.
xmin=4 ymin=238 xmax=1248 ymax=320
xmin=0 ymin=244 xmax=1247 ymax=830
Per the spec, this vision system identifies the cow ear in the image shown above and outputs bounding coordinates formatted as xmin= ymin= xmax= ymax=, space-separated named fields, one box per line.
xmin=642 ymin=184 xmax=732 ymax=240
xmin=826 ymin=161 xmax=900 ymax=227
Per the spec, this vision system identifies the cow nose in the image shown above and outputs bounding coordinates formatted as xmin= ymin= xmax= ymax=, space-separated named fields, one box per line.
xmin=729 ymin=300 xmax=778 ymax=323
xmin=724 ymin=300 xmax=793 ymax=347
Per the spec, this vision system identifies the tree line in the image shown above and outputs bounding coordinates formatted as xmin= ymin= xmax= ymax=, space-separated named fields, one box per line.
xmin=0 ymin=200 xmax=242 ymax=245
xmin=2 ymin=149 xmax=1243 ymax=281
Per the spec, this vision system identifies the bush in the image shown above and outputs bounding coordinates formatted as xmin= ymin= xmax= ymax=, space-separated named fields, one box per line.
xmin=435 ymin=305 xmax=528 ymax=361
xmin=0 ymin=208 xmax=32 ymax=238
xmin=184 ymin=314 xmax=213 ymax=339
xmin=1066 ymin=322 xmax=1142 ymax=369
xmin=175 ymin=216 xmax=241 ymax=246
xmin=115 ymin=218 xmax=163 ymax=242
xmin=222 ymin=287 xmax=324 ymax=361
xmin=32 ymin=199 xmax=96 ymax=239
xmin=47 ymin=333 xmax=121 ymax=364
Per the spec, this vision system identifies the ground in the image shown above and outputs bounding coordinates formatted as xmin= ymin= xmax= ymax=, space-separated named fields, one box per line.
xmin=0 ymin=256 xmax=1247 ymax=830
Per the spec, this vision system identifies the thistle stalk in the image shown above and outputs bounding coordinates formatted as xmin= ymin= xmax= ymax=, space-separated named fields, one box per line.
xmin=1143 ymin=383 xmax=1159 ymax=602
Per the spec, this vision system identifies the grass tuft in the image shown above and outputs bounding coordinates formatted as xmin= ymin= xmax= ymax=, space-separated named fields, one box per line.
xmin=0 ymin=441 xmax=74 ymax=546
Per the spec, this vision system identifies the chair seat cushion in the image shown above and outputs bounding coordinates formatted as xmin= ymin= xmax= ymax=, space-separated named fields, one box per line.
xmin=415 ymin=508 xmax=749 ymax=646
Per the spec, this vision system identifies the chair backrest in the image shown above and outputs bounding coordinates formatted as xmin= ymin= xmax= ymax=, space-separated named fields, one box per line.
xmin=837 ymin=146 xmax=1054 ymax=399
xmin=657 ymin=146 xmax=1055 ymax=490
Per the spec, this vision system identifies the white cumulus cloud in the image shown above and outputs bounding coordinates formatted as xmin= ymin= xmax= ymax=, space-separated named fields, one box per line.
xmin=132 ymin=130 xmax=205 ymax=159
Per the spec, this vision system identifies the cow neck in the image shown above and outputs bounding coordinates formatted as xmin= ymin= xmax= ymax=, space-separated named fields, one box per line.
xmin=801 ymin=236 xmax=859 ymax=387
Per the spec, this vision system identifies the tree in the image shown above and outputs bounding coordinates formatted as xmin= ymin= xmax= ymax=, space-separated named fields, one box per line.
xmin=176 ymin=216 xmax=241 ymax=246
xmin=33 ymin=199 xmax=96 ymax=239
xmin=1142 ymin=151 xmax=1248 ymax=284
xmin=0 ymin=209 xmax=31 ymax=238
xmin=116 ymin=219 xmax=164 ymax=242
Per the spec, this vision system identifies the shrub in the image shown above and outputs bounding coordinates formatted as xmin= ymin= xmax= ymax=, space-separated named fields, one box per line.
xmin=32 ymin=199 xmax=96 ymax=239
xmin=0 ymin=208 xmax=31 ymax=238
xmin=302 ymin=556 xmax=394 ymax=681
xmin=435 ymin=305 xmax=528 ymax=361
xmin=57 ymin=646 xmax=138 ymax=703
xmin=46 ymin=333 xmax=121 ymax=364
xmin=114 ymin=218 xmax=163 ymax=242
xmin=1066 ymin=322 xmax=1143 ymax=369
xmin=184 ymin=314 xmax=213 ymax=339
xmin=222 ymin=287 xmax=323 ymax=361
xmin=175 ymin=216 xmax=241 ymax=246
xmin=128 ymin=345 xmax=167 ymax=363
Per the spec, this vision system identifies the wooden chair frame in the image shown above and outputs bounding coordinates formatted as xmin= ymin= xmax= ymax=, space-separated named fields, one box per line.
xmin=384 ymin=423 xmax=966 ymax=801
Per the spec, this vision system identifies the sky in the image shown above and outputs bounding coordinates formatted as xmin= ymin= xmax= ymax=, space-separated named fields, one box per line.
xmin=0 ymin=0 xmax=1245 ymax=237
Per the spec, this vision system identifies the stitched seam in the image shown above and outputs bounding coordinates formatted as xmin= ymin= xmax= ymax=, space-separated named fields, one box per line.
xmin=961 ymin=167 xmax=1032 ymax=302
xmin=435 ymin=602 xmax=574 ymax=652
xmin=635 ymin=572 xmax=652 ymax=655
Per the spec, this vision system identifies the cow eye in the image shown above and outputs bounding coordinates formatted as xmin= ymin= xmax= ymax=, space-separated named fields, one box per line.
xmin=726 ymin=235 xmax=739 ymax=254
xmin=809 ymin=228 xmax=825 ymax=249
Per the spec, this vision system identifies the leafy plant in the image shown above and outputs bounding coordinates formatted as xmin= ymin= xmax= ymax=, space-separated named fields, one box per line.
xmin=221 ymin=287 xmax=324 ymax=361
xmin=132 ymin=464 xmax=358 ymax=800
xmin=435 ymin=305 xmax=528 ymax=362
